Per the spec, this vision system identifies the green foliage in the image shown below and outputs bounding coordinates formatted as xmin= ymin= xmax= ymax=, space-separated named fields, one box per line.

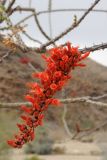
xmin=0 ymin=4 xmax=7 ymax=21
xmin=24 ymin=155 xmax=42 ymax=160
xmin=25 ymin=125 xmax=54 ymax=155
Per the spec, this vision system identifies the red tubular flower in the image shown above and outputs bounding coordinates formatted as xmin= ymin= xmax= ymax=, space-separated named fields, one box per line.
xmin=21 ymin=105 xmax=31 ymax=114
xmin=7 ymin=42 xmax=90 ymax=148
xmin=62 ymin=55 xmax=69 ymax=62
xmin=50 ymin=83 xmax=58 ymax=91
xmin=7 ymin=140 xmax=17 ymax=148
xmin=50 ymin=98 xmax=61 ymax=106
xmin=53 ymin=71 xmax=62 ymax=79
xmin=17 ymin=124 xmax=27 ymax=132
xmin=25 ymin=95 xmax=35 ymax=104
xmin=80 ymin=52 xmax=90 ymax=60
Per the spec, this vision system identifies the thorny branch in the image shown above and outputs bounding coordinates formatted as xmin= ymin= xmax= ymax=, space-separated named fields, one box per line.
xmin=0 ymin=0 xmax=106 ymax=53
xmin=80 ymin=43 xmax=107 ymax=53
xmin=0 ymin=42 xmax=107 ymax=63
xmin=7 ymin=8 xmax=106 ymax=30
xmin=14 ymin=7 xmax=54 ymax=44
xmin=40 ymin=0 xmax=101 ymax=49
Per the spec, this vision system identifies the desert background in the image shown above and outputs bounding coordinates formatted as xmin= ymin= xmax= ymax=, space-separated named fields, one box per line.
xmin=0 ymin=0 xmax=107 ymax=160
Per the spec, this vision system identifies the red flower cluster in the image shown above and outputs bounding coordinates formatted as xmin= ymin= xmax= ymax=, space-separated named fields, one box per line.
xmin=7 ymin=42 xmax=90 ymax=148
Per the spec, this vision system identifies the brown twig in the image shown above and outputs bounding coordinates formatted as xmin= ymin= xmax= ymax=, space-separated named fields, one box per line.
xmin=80 ymin=43 xmax=107 ymax=53
xmin=6 ymin=0 xmax=15 ymax=13
xmin=15 ymin=13 xmax=34 ymax=26
xmin=72 ymin=118 xmax=107 ymax=140
xmin=22 ymin=31 xmax=43 ymax=45
xmin=40 ymin=0 xmax=101 ymax=49
xmin=34 ymin=42 xmax=107 ymax=54
xmin=9 ymin=8 xmax=107 ymax=28
xmin=37 ymin=8 xmax=107 ymax=16
xmin=14 ymin=7 xmax=55 ymax=44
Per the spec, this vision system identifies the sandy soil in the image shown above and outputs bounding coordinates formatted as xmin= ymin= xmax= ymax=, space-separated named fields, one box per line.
xmin=10 ymin=154 xmax=102 ymax=160
xmin=9 ymin=140 xmax=106 ymax=160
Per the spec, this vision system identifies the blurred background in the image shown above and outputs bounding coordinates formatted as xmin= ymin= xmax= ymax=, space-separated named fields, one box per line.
xmin=0 ymin=0 xmax=107 ymax=160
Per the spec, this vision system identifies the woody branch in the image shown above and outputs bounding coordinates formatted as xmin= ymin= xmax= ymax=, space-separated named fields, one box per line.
xmin=0 ymin=94 xmax=107 ymax=109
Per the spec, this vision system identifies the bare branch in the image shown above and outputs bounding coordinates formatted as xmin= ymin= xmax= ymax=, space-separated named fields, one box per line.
xmin=80 ymin=43 xmax=107 ymax=53
xmin=72 ymin=119 xmax=107 ymax=140
xmin=0 ymin=101 xmax=31 ymax=109
xmin=9 ymin=8 xmax=107 ymax=27
xmin=27 ymin=62 xmax=39 ymax=72
xmin=0 ymin=95 xmax=107 ymax=109
xmin=61 ymin=97 xmax=107 ymax=107
xmin=32 ymin=42 xmax=107 ymax=53
xmin=62 ymin=89 xmax=73 ymax=138
xmin=91 ymin=94 xmax=107 ymax=100
xmin=37 ymin=8 xmax=107 ymax=16
xmin=62 ymin=105 xmax=73 ymax=138
xmin=14 ymin=7 xmax=55 ymax=44
xmin=22 ymin=31 xmax=43 ymax=45
xmin=40 ymin=0 xmax=101 ymax=49
xmin=6 ymin=0 xmax=15 ymax=13
xmin=15 ymin=13 xmax=34 ymax=26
